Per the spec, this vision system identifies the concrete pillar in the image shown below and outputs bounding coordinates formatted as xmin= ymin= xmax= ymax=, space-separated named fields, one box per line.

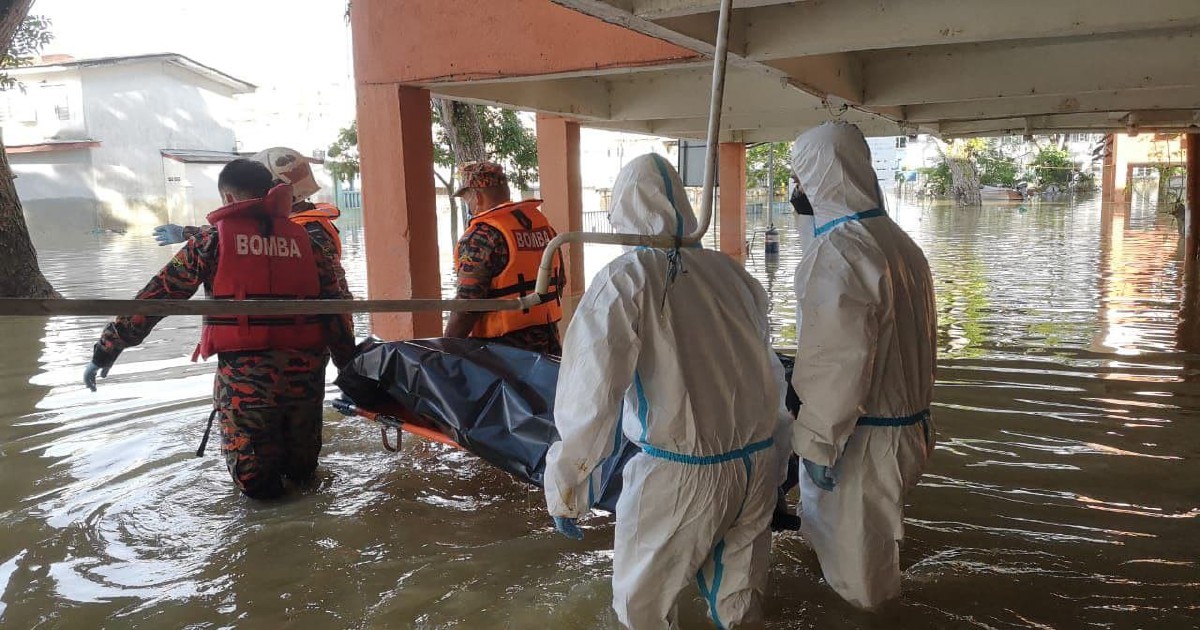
xmin=718 ymin=143 xmax=747 ymax=262
xmin=1187 ymin=133 xmax=1200 ymax=264
xmin=1101 ymin=134 xmax=1119 ymax=204
xmin=356 ymin=84 xmax=442 ymax=339
xmin=535 ymin=114 xmax=585 ymax=330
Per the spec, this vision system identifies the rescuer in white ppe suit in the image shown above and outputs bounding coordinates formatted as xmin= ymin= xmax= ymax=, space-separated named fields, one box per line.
xmin=789 ymin=122 xmax=938 ymax=609
xmin=544 ymin=153 xmax=792 ymax=629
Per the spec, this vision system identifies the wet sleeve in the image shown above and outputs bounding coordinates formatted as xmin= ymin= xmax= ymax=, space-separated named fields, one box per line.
xmin=181 ymin=226 xmax=204 ymax=240
xmin=544 ymin=265 xmax=641 ymax=518
xmin=307 ymin=223 xmax=356 ymax=370
xmin=91 ymin=229 xmax=216 ymax=368
xmin=791 ymin=244 xmax=881 ymax=467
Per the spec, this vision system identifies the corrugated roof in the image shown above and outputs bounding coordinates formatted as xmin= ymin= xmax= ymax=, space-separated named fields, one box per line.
xmin=21 ymin=53 xmax=256 ymax=94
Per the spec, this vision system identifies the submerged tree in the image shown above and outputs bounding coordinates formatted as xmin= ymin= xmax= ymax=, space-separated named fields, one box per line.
xmin=746 ymin=142 xmax=791 ymax=200
xmin=0 ymin=3 xmax=58 ymax=298
xmin=330 ymin=99 xmax=539 ymax=244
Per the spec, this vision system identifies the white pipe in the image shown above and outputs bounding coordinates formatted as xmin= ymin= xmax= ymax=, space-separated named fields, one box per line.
xmin=693 ymin=0 xmax=733 ymax=240
xmin=525 ymin=0 xmax=734 ymax=304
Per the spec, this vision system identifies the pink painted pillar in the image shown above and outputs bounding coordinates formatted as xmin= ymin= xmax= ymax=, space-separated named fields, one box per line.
xmin=356 ymin=84 xmax=442 ymax=339
xmin=719 ymin=143 xmax=748 ymax=262
xmin=536 ymin=114 xmax=585 ymax=330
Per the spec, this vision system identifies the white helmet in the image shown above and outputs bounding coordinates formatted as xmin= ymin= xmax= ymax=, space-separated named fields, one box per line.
xmin=252 ymin=146 xmax=320 ymax=202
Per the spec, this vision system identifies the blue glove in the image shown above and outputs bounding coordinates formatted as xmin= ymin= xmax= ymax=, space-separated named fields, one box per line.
xmin=552 ymin=516 xmax=583 ymax=540
xmin=803 ymin=458 xmax=837 ymax=492
xmin=152 ymin=224 xmax=186 ymax=246
xmin=83 ymin=362 xmax=110 ymax=392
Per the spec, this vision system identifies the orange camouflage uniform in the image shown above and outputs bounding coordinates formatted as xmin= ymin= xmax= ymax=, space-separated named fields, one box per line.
xmin=92 ymin=222 xmax=355 ymax=499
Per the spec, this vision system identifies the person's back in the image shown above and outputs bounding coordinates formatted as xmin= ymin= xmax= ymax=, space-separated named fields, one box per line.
xmin=85 ymin=159 xmax=355 ymax=500
xmin=545 ymin=154 xmax=790 ymax=628
xmin=614 ymin=246 xmax=780 ymax=452
xmin=789 ymin=121 xmax=937 ymax=609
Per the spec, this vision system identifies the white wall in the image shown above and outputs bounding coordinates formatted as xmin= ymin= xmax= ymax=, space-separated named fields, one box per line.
xmin=0 ymin=69 xmax=87 ymax=146
xmin=10 ymin=148 xmax=103 ymax=242
xmin=81 ymin=60 xmax=240 ymax=227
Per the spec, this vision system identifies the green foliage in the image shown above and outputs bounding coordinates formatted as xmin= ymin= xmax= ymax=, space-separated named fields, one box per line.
xmin=431 ymin=103 xmax=539 ymax=190
xmin=918 ymin=163 xmax=951 ymax=196
xmin=1031 ymin=146 xmax=1073 ymax=188
xmin=746 ymin=142 xmax=790 ymax=197
xmin=975 ymin=146 xmax=1019 ymax=187
xmin=329 ymin=102 xmax=539 ymax=190
xmin=1 ymin=15 xmax=53 ymax=91
xmin=326 ymin=121 xmax=358 ymax=184
xmin=481 ymin=108 xmax=538 ymax=190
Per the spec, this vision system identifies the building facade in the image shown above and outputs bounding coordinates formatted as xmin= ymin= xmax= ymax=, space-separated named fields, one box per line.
xmin=1 ymin=54 xmax=254 ymax=237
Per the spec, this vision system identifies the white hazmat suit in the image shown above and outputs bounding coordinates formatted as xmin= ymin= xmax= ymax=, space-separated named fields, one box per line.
xmin=545 ymin=154 xmax=792 ymax=629
xmin=789 ymin=122 xmax=938 ymax=609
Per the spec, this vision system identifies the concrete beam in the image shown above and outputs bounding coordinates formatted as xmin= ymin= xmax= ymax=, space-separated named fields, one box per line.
xmin=932 ymin=112 xmax=1200 ymax=137
xmin=630 ymin=0 xmax=792 ymax=20
xmin=864 ymin=30 xmax=1200 ymax=107
xmin=433 ymin=78 xmax=613 ymax=120
xmin=607 ymin=66 xmax=811 ymax=121
xmin=904 ymin=88 xmax=1200 ymax=124
xmin=768 ymin=54 xmax=864 ymax=104
xmin=741 ymin=0 xmax=1200 ymax=60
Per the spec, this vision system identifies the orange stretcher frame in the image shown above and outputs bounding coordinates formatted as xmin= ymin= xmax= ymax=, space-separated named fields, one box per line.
xmin=331 ymin=398 xmax=462 ymax=452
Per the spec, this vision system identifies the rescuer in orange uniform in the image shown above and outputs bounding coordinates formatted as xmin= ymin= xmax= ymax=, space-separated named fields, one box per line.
xmin=444 ymin=161 xmax=565 ymax=355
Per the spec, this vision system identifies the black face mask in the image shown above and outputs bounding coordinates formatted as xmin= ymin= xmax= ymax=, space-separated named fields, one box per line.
xmin=790 ymin=188 xmax=814 ymax=216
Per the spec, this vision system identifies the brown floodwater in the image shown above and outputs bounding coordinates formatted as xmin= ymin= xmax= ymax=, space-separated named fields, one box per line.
xmin=0 ymin=195 xmax=1197 ymax=628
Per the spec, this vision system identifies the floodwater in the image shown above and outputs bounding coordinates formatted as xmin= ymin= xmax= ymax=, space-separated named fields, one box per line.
xmin=1 ymin=196 xmax=1198 ymax=628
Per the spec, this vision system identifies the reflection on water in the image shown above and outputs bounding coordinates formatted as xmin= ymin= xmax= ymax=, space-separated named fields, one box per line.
xmin=1 ymin=197 xmax=1198 ymax=628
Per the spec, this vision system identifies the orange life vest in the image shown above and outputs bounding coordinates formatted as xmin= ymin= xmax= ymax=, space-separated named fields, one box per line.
xmin=290 ymin=202 xmax=342 ymax=258
xmin=463 ymin=199 xmax=564 ymax=339
xmin=195 ymin=184 xmax=326 ymax=360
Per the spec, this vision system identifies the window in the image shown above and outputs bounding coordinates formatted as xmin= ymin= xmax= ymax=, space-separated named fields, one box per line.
xmin=44 ymin=85 xmax=69 ymax=121
xmin=895 ymin=136 xmax=908 ymax=148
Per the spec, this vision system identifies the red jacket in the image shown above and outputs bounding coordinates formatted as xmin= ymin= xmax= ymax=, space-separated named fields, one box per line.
xmin=195 ymin=184 xmax=326 ymax=359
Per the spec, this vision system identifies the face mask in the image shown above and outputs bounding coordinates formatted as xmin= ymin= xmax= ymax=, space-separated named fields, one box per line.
xmin=790 ymin=189 xmax=814 ymax=216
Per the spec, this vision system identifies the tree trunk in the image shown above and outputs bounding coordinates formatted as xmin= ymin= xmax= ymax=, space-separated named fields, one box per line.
xmin=947 ymin=157 xmax=982 ymax=207
xmin=434 ymin=97 xmax=489 ymax=242
xmin=434 ymin=98 xmax=487 ymax=165
xmin=0 ymin=139 xmax=58 ymax=297
xmin=0 ymin=0 xmax=59 ymax=298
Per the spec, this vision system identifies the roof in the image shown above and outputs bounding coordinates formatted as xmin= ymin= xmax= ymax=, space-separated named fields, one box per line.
xmin=161 ymin=149 xmax=326 ymax=165
xmin=6 ymin=140 xmax=101 ymax=154
xmin=161 ymin=149 xmax=248 ymax=164
xmin=17 ymin=53 xmax=256 ymax=94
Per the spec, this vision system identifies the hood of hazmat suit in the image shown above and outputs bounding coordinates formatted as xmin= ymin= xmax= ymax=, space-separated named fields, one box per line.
xmin=789 ymin=121 xmax=938 ymax=609
xmin=544 ymin=153 xmax=792 ymax=629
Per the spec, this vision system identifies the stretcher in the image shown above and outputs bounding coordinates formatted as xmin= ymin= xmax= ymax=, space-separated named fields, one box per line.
xmin=332 ymin=338 xmax=639 ymax=512
xmin=332 ymin=338 xmax=799 ymax=515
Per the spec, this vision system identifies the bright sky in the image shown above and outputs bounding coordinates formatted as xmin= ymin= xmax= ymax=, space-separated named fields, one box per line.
xmin=33 ymin=0 xmax=354 ymax=89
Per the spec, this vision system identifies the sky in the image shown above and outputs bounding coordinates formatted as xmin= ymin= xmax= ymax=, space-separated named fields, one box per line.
xmin=33 ymin=0 xmax=354 ymax=88
xmin=32 ymin=0 xmax=357 ymax=152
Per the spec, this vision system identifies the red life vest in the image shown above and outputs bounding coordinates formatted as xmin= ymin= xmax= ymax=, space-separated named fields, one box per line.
xmin=463 ymin=199 xmax=564 ymax=339
xmin=195 ymin=184 xmax=326 ymax=360
xmin=290 ymin=202 xmax=342 ymax=258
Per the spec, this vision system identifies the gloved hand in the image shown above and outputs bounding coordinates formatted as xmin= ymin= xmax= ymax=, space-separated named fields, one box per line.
xmin=802 ymin=458 xmax=837 ymax=492
xmin=152 ymin=224 xmax=186 ymax=246
xmin=83 ymin=362 xmax=110 ymax=392
xmin=552 ymin=516 xmax=584 ymax=540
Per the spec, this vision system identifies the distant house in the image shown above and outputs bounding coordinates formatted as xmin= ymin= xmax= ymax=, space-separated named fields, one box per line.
xmin=0 ymin=53 xmax=255 ymax=235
